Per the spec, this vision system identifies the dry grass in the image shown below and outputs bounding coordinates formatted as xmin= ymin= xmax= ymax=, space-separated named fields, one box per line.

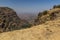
xmin=0 ymin=18 xmax=60 ymax=40
xmin=48 ymin=8 xmax=60 ymax=13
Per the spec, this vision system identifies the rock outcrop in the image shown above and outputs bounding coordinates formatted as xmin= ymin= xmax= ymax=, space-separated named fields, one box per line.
xmin=0 ymin=7 xmax=21 ymax=32
xmin=34 ymin=6 xmax=60 ymax=25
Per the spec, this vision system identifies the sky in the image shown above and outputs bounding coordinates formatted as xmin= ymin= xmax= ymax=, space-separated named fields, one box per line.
xmin=0 ymin=0 xmax=60 ymax=14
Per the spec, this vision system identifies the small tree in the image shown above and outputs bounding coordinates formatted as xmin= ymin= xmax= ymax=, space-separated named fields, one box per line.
xmin=38 ymin=12 xmax=42 ymax=17
xmin=53 ymin=5 xmax=56 ymax=8
xmin=21 ymin=23 xmax=32 ymax=29
xmin=42 ymin=10 xmax=48 ymax=15
xmin=50 ymin=13 xmax=56 ymax=20
xmin=53 ymin=5 xmax=60 ymax=8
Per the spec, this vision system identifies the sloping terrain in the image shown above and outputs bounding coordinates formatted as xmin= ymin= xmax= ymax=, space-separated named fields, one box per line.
xmin=0 ymin=17 xmax=60 ymax=40
xmin=0 ymin=7 xmax=21 ymax=32
xmin=0 ymin=7 xmax=32 ymax=32
xmin=0 ymin=5 xmax=60 ymax=40
xmin=34 ymin=7 xmax=60 ymax=25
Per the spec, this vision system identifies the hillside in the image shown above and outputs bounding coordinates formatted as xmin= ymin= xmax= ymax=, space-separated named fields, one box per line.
xmin=0 ymin=5 xmax=60 ymax=40
xmin=0 ymin=7 xmax=32 ymax=32
xmin=34 ymin=6 xmax=60 ymax=25
xmin=0 ymin=16 xmax=60 ymax=40
xmin=0 ymin=7 xmax=20 ymax=32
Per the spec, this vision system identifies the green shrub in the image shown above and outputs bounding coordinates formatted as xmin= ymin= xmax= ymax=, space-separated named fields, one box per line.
xmin=42 ymin=10 xmax=48 ymax=15
xmin=49 ymin=13 xmax=56 ymax=20
xmin=8 ymin=24 xmax=16 ymax=31
xmin=53 ymin=5 xmax=60 ymax=8
xmin=38 ymin=12 xmax=42 ymax=17
xmin=38 ymin=10 xmax=48 ymax=18
xmin=21 ymin=23 xmax=32 ymax=29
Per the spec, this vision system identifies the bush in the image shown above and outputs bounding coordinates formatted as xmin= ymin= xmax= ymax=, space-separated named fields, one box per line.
xmin=49 ymin=13 xmax=56 ymax=20
xmin=42 ymin=10 xmax=48 ymax=15
xmin=21 ymin=23 xmax=32 ymax=29
xmin=34 ymin=18 xmax=39 ymax=22
xmin=38 ymin=10 xmax=48 ymax=17
xmin=53 ymin=5 xmax=60 ymax=8
xmin=38 ymin=12 xmax=42 ymax=17
xmin=8 ymin=24 xmax=16 ymax=31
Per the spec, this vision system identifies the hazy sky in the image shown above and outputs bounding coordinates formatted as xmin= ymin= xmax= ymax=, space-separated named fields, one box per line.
xmin=0 ymin=0 xmax=60 ymax=14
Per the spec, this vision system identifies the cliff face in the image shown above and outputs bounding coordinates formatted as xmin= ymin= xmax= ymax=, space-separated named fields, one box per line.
xmin=0 ymin=7 xmax=21 ymax=32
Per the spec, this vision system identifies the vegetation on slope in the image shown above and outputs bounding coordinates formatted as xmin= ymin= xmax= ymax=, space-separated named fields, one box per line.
xmin=0 ymin=5 xmax=60 ymax=33
xmin=0 ymin=7 xmax=32 ymax=32
xmin=34 ymin=5 xmax=60 ymax=25
xmin=0 ymin=17 xmax=60 ymax=40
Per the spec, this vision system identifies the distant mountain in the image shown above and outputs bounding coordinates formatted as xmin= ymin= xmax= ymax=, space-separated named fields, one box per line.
xmin=18 ymin=13 xmax=37 ymax=25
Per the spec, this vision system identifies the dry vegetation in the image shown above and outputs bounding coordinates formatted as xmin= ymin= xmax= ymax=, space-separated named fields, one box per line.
xmin=0 ymin=7 xmax=32 ymax=32
xmin=0 ymin=17 xmax=60 ymax=40
xmin=0 ymin=5 xmax=60 ymax=40
xmin=34 ymin=5 xmax=60 ymax=25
